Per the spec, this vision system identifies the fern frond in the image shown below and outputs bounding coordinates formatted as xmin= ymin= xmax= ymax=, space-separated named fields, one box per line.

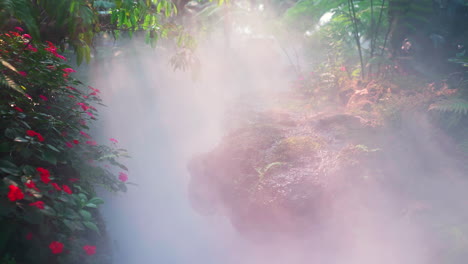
xmin=429 ymin=98 xmax=468 ymax=115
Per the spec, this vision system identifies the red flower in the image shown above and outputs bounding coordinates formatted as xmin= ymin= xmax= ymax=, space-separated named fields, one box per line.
xmin=14 ymin=106 xmax=23 ymax=112
xmin=26 ymin=130 xmax=36 ymax=137
xmin=26 ymin=232 xmax=33 ymax=240
xmin=69 ymin=178 xmax=80 ymax=183
xmin=36 ymin=134 xmax=44 ymax=142
xmin=62 ymin=68 xmax=76 ymax=73
xmin=37 ymin=167 xmax=51 ymax=184
xmin=18 ymin=71 xmax=27 ymax=77
xmin=118 ymin=172 xmax=128 ymax=182
xmin=7 ymin=185 xmax=24 ymax=201
xmin=29 ymin=201 xmax=45 ymax=209
xmin=39 ymin=95 xmax=48 ymax=101
xmin=79 ymin=119 xmax=87 ymax=126
xmin=86 ymin=112 xmax=95 ymax=118
xmin=80 ymin=131 xmax=91 ymax=139
xmin=15 ymin=27 xmax=24 ymax=32
xmin=86 ymin=141 xmax=97 ymax=146
xmin=340 ymin=66 xmax=347 ymax=72
xmin=25 ymin=180 xmax=40 ymax=192
xmin=109 ymin=138 xmax=118 ymax=144
xmin=26 ymin=44 xmax=37 ymax=52
xmin=77 ymin=102 xmax=91 ymax=111
xmin=44 ymin=41 xmax=66 ymax=60
xmin=45 ymin=41 xmax=57 ymax=51
xmin=83 ymin=245 xmax=97 ymax=256
xmin=26 ymin=130 xmax=44 ymax=142
xmin=65 ymin=142 xmax=73 ymax=148
xmin=22 ymin=34 xmax=31 ymax=39
xmin=51 ymin=183 xmax=61 ymax=191
xmin=88 ymin=86 xmax=101 ymax=93
xmin=62 ymin=185 xmax=72 ymax=194
xmin=56 ymin=54 xmax=66 ymax=60
xmin=49 ymin=241 xmax=64 ymax=254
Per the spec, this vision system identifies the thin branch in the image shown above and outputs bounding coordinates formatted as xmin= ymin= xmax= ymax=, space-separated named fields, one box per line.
xmin=372 ymin=0 xmax=386 ymax=58
xmin=348 ymin=0 xmax=365 ymax=79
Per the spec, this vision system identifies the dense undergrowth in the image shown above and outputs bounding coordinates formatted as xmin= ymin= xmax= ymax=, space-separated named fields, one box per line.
xmin=0 ymin=28 xmax=130 ymax=263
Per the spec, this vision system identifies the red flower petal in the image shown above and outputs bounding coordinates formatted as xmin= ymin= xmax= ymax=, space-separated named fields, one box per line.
xmin=118 ymin=172 xmax=128 ymax=182
xmin=86 ymin=140 xmax=97 ymax=146
xmin=83 ymin=245 xmax=97 ymax=256
xmin=62 ymin=184 xmax=72 ymax=194
xmin=51 ymin=183 xmax=61 ymax=191
xmin=7 ymin=185 xmax=24 ymax=201
xmin=14 ymin=106 xmax=23 ymax=112
xmin=37 ymin=167 xmax=51 ymax=184
xmin=49 ymin=241 xmax=64 ymax=254
xmin=62 ymin=68 xmax=76 ymax=73
xmin=29 ymin=201 xmax=45 ymax=209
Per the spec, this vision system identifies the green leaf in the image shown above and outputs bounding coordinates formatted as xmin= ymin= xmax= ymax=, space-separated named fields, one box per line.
xmin=41 ymin=205 xmax=56 ymax=217
xmin=88 ymin=197 xmax=105 ymax=205
xmin=4 ymin=128 xmax=21 ymax=139
xmin=0 ymin=160 xmax=20 ymax=176
xmin=78 ymin=193 xmax=88 ymax=202
xmin=85 ymin=203 xmax=98 ymax=208
xmin=64 ymin=208 xmax=80 ymax=219
xmin=79 ymin=209 xmax=92 ymax=221
xmin=21 ymin=165 xmax=36 ymax=176
xmin=41 ymin=150 xmax=57 ymax=165
xmin=14 ymin=137 xmax=28 ymax=143
xmin=46 ymin=144 xmax=60 ymax=152
xmin=157 ymin=1 xmax=162 ymax=13
xmin=63 ymin=219 xmax=85 ymax=231
xmin=83 ymin=221 xmax=100 ymax=234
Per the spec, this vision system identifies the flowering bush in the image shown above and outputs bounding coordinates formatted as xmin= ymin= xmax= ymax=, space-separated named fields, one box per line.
xmin=0 ymin=28 xmax=129 ymax=263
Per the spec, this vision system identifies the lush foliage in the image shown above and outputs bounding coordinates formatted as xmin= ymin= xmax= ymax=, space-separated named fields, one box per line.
xmin=0 ymin=28 xmax=129 ymax=263
xmin=0 ymin=0 xmax=195 ymax=64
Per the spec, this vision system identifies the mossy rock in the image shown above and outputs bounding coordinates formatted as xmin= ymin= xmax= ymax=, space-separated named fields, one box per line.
xmin=267 ymin=136 xmax=325 ymax=163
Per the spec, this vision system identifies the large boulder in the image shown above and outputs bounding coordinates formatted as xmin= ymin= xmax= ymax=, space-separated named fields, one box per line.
xmin=187 ymin=110 xmax=380 ymax=239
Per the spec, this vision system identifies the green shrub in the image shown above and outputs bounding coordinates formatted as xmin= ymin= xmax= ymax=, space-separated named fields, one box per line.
xmin=0 ymin=27 xmax=129 ymax=263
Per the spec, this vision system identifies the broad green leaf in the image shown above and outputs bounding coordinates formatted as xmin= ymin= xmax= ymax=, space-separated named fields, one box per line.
xmin=83 ymin=221 xmax=100 ymax=234
xmin=85 ymin=203 xmax=98 ymax=208
xmin=88 ymin=197 xmax=105 ymax=205
xmin=14 ymin=137 xmax=28 ymax=143
xmin=79 ymin=209 xmax=92 ymax=221
xmin=46 ymin=144 xmax=60 ymax=152
xmin=0 ymin=160 xmax=20 ymax=176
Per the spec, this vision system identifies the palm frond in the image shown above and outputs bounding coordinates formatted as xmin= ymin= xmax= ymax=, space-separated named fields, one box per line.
xmin=429 ymin=98 xmax=468 ymax=115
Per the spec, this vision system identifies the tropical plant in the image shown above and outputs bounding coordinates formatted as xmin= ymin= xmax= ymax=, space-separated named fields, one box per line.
xmin=0 ymin=0 xmax=182 ymax=64
xmin=0 ymin=27 xmax=129 ymax=263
